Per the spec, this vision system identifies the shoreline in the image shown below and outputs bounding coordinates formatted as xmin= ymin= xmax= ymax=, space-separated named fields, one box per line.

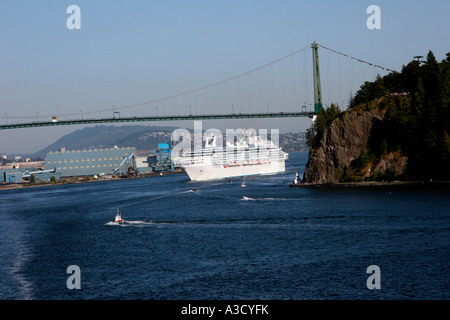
xmin=290 ymin=180 xmax=450 ymax=188
xmin=0 ymin=171 xmax=182 ymax=191
xmin=3 ymin=173 xmax=449 ymax=191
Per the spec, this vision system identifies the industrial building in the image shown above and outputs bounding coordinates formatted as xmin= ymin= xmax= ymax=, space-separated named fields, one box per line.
xmin=146 ymin=143 xmax=174 ymax=172
xmin=44 ymin=147 xmax=137 ymax=177
xmin=0 ymin=168 xmax=60 ymax=183
xmin=134 ymin=143 xmax=176 ymax=174
xmin=1 ymin=144 xmax=176 ymax=184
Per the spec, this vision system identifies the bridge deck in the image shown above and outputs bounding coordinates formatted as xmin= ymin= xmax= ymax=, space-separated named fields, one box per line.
xmin=0 ymin=112 xmax=316 ymax=130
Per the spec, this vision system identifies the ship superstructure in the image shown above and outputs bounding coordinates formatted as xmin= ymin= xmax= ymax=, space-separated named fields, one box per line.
xmin=180 ymin=130 xmax=287 ymax=181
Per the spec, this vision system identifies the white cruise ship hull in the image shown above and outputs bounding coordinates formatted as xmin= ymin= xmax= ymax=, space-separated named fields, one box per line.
xmin=183 ymin=160 xmax=285 ymax=181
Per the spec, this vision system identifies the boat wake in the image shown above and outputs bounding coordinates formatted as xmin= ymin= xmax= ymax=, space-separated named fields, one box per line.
xmin=241 ymin=196 xmax=301 ymax=201
xmin=104 ymin=220 xmax=155 ymax=227
xmin=110 ymin=188 xmax=200 ymax=211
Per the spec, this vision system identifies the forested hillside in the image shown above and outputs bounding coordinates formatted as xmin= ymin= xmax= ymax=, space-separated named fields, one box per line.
xmin=305 ymin=51 xmax=450 ymax=182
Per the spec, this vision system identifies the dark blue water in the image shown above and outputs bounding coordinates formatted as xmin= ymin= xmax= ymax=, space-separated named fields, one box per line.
xmin=0 ymin=152 xmax=448 ymax=300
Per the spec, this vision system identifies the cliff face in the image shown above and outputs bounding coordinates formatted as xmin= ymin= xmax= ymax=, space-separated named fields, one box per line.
xmin=303 ymin=108 xmax=408 ymax=184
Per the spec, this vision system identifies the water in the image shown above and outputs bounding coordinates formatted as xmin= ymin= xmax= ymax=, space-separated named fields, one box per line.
xmin=0 ymin=152 xmax=448 ymax=300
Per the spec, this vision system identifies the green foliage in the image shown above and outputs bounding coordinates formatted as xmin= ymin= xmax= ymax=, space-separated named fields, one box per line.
xmin=380 ymin=139 xmax=388 ymax=155
xmin=29 ymin=174 xmax=35 ymax=184
xmin=50 ymin=176 xmax=57 ymax=184
xmin=351 ymin=150 xmax=376 ymax=171
xmin=310 ymin=50 xmax=450 ymax=181
xmin=356 ymin=50 xmax=450 ymax=180
xmin=334 ymin=168 xmax=344 ymax=182
xmin=366 ymin=170 xmax=394 ymax=182
xmin=351 ymin=74 xmax=386 ymax=107
xmin=442 ymin=131 xmax=450 ymax=161
xmin=341 ymin=175 xmax=364 ymax=183
xmin=441 ymin=53 xmax=450 ymax=101
xmin=306 ymin=104 xmax=341 ymax=148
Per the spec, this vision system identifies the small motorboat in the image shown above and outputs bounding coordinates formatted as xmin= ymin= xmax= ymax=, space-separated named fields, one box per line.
xmin=115 ymin=207 xmax=123 ymax=223
xmin=192 ymin=187 xmax=199 ymax=192
xmin=242 ymin=196 xmax=250 ymax=200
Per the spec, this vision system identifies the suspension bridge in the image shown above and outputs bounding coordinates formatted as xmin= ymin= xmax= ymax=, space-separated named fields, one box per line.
xmin=0 ymin=42 xmax=394 ymax=130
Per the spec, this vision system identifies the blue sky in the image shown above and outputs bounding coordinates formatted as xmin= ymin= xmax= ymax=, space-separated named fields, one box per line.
xmin=1 ymin=0 xmax=449 ymax=154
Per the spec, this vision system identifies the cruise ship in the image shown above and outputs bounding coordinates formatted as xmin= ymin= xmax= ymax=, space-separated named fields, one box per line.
xmin=180 ymin=130 xmax=288 ymax=181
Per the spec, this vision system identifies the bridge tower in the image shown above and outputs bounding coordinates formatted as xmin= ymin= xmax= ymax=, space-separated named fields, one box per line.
xmin=311 ymin=41 xmax=323 ymax=113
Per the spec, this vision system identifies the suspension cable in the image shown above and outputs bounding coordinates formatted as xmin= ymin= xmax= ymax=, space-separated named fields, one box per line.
xmin=315 ymin=42 xmax=396 ymax=73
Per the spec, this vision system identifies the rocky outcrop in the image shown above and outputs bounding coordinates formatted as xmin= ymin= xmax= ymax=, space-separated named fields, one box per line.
xmin=303 ymin=108 xmax=408 ymax=184
xmin=373 ymin=151 xmax=408 ymax=177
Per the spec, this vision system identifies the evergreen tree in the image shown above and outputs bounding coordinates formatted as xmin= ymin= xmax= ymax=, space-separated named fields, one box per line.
xmin=441 ymin=53 xmax=450 ymax=101
xmin=351 ymin=76 xmax=385 ymax=107
xmin=312 ymin=50 xmax=450 ymax=181
xmin=422 ymin=51 xmax=441 ymax=108
xmin=306 ymin=104 xmax=341 ymax=148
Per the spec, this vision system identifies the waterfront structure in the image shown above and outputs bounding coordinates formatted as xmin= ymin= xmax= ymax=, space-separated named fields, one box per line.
xmin=135 ymin=143 xmax=175 ymax=174
xmin=0 ymin=168 xmax=60 ymax=183
xmin=44 ymin=147 xmax=137 ymax=177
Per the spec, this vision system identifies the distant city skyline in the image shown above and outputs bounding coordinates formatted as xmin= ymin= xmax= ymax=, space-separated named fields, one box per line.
xmin=1 ymin=0 xmax=449 ymax=154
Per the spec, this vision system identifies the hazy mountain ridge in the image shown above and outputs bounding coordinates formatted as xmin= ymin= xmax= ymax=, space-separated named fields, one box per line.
xmin=24 ymin=125 xmax=307 ymax=159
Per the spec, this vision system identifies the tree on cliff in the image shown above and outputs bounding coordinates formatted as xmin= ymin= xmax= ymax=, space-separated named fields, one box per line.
xmin=351 ymin=74 xmax=386 ymax=107
xmin=306 ymin=104 xmax=341 ymax=149
xmin=306 ymin=50 xmax=450 ymax=182
xmin=360 ymin=51 xmax=450 ymax=180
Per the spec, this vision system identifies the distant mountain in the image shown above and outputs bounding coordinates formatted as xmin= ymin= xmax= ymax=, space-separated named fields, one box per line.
xmin=28 ymin=125 xmax=308 ymax=159
xmin=29 ymin=125 xmax=177 ymax=159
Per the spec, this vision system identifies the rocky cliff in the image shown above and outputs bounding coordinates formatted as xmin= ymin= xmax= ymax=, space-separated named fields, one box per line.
xmin=303 ymin=108 xmax=408 ymax=184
